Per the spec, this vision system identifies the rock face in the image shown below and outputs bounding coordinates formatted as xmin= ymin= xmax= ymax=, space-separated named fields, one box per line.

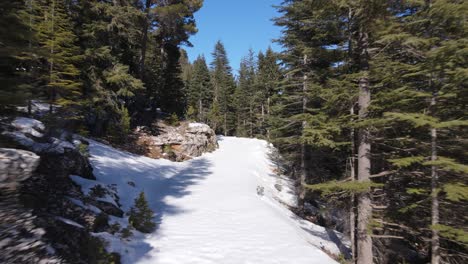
xmin=0 ymin=148 xmax=62 ymax=264
xmin=2 ymin=117 xmax=95 ymax=180
xmin=135 ymin=121 xmax=218 ymax=161
xmin=1 ymin=117 xmax=119 ymax=263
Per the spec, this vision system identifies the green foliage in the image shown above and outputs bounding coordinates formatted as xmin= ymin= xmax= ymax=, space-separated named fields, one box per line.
xmin=306 ymin=181 xmax=383 ymax=196
xmin=389 ymin=156 xmax=425 ymax=168
xmin=432 ymin=224 xmax=468 ymax=245
xmin=120 ymin=227 xmax=133 ymax=240
xmin=0 ymin=1 xmax=34 ymax=110
xmin=443 ymin=183 xmax=468 ymax=202
xmin=423 ymin=157 xmax=468 ymax=174
xmin=210 ymin=41 xmax=237 ymax=135
xmin=187 ymin=55 xmax=212 ymax=122
xmin=78 ymin=143 xmax=90 ymax=158
xmin=80 ymin=235 xmax=120 ymax=264
xmin=186 ymin=105 xmax=197 ymax=121
xmin=166 ymin=113 xmax=180 ymax=127
xmin=128 ymin=192 xmax=156 ymax=233
xmin=93 ymin=213 xmax=109 ymax=232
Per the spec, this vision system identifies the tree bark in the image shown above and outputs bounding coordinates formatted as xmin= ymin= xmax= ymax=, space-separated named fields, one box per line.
xmin=299 ymin=54 xmax=308 ymax=207
xmin=49 ymin=0 xmax=56 ymax=114
xmin=139 ymin=0 xmax=152 ymax=80
xmin=350 ymin=104 xmax=357 ymax=262
xmin=224 ymin=112 xmax=227 ymax=136
xmin=357 ymin=71 xmax=372 ymax=264
xmin=356 ymin=28 xmax=372 ymax=264
xmin=198 ymin=99 xmax=203 ymax=122
xmin=267 ymin=97 xmax=271 ymax=140
xmin=430 ymin=94 xmax=440 ymax=264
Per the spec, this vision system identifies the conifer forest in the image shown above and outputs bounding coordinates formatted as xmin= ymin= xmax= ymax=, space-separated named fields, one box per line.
xmin=0 ymin=1 xmax=467 ymax=264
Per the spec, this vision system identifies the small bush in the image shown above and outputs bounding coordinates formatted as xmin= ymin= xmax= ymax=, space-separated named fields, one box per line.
xmin=93 ymin=213 xmax=109 ymax=232
xmin=128 ymin=192 xmax=156 ymax=233
xmin=120 ymin=226 xmax=133 ymax=239
xmin=109 ymin=223 xmax=121 ymax=235
xmin=186 ymin=105 xmax=196 ymax=121
xmin=89 ymin=184 xmax=106 ymax=198
xmin=78 ymin=143 xmax=90 ymax=157
xmin=81 ymin=236 xmax=121 ymax=264
xmin=166 ymin=113 xmax=180 ymax=126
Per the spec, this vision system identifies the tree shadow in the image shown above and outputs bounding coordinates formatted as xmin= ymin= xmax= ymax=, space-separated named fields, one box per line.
xmin=86 ymin=140 xmax=213 ymax=263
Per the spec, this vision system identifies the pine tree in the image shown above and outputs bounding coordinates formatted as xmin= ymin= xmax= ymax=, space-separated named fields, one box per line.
xmin=0 ymin=0 xmax=35 ymax=111
xmin=234 ymin=50 xmax=256 ymax=137
xmin=210 ymin=41 xmax=236 ymax=135
xmin=256 ymin=48 xmax=281 ymax=138
xmin=129 ymin=192 xmax=156 ymax=233
xmin=187 ymin=55 xmax=213 ymax=122
xmin=35 ymin=0 xmax=83 ymax=112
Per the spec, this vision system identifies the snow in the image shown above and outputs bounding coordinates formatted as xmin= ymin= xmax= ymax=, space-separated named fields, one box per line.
xmin=16 ymin=100 xmax=59 ymax=116
xmin=86 ymin=137 xmax=345 ymax=264
xmin=188 ymin=122 xmax=206 ymax=128
xmin=67 ymin=197 xmax=102 ymax=214
xmin=11 ymin=117 xmax=45 ymax=137
xmin=55 ymin=217 xmax=85 ymax=229
xmin=4 ymin=118 xmax=76 ymax=154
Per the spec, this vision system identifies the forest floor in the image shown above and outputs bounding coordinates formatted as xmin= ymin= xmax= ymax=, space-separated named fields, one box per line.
xmin=84 ymin=136 xmax=345 ymax=263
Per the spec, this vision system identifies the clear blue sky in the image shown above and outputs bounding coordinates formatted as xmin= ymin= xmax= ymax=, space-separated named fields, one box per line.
xmin=185 ymin=0 xmax=283 ymax=73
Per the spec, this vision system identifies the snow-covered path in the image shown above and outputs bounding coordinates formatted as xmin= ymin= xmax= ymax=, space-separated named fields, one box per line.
xmin=87 ymin=137 xmax=342 ymax=264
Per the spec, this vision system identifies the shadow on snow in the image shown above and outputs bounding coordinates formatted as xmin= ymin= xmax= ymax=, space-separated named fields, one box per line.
xmin=88 ymin=140 xmax=213 ymax=263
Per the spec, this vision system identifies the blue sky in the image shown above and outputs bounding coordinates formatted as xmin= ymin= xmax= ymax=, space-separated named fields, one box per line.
xmin=185 ymin=0 xmax=283 ymax=73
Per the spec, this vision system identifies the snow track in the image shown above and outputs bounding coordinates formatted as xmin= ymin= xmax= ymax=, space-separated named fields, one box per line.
xmin=88 ymin=137 xmax=342 ymax=264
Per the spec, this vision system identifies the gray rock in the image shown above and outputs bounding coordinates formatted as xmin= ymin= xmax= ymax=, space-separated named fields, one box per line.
xmin=0 ymin=148 xmax=40 ymax=189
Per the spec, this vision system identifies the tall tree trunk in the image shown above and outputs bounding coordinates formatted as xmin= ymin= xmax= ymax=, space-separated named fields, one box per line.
xmin=350 ymin=104 xmax=357 ymax=262
xmin=430 ymin=94 xmax=440 ymax=264
xmin=224 ymin=112 xmax=227 ymax=136
xmin=356 ymin=26 xmax=372 ymax=263
xmin=139 ymin=0 xmax=152 ymax=80
xmin=28 ymin=0 xmax=33 ymax=116
xmin=299 ymin=54 xmax=308 ymax=207
xmin=266 ymin=97 xmax=271 ymax=140
xmin=249 ymin=103 xmax=253 ymax=138
xmin=49 ymin=0 xmax=56 ymax=114
xmin=198 ymin=99 xmax=203 ymax=122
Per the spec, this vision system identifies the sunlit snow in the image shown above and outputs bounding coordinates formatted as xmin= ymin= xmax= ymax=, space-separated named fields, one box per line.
xmin=80 ymin=136 xmax=345 ymax=264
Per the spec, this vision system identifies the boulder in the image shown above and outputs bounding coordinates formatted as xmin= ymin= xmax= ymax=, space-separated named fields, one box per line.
xmin=135 ymin=121 xmax=218 ymax=161
xmin=0 ymin=148 xmax=40 ymax=190
xmin=2 ymin=117 xmax=95 ymax=180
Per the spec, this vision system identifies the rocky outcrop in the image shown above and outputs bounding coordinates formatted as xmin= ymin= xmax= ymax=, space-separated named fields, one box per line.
xmin=0 ymin=117 xmax=119 ymax=263
xmin=133 ymin=121 xmax=218 ymax=161
xmin=2 ymin=117 xmax=95 ymax=180
xmin=0 ymin=148 xmax=62 ymax=264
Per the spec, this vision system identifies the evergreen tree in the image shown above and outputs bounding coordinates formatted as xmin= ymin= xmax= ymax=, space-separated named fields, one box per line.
xmin=187 ymin=55 xmax=213 ymax=122
xmin=0 ymin=0 xmax=34 ymax=110
xmin=234 ymin=50 xmax=256 ymax=137
xmin=129 ymin=192 xmax=156 ymax=233
xmin=256 ymin=48 xmax=281 ymax=138
xmin=35 ymin=0 xmax=83 ymax=112
xmin=210 ymin=41 xmax=236 ymax=135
